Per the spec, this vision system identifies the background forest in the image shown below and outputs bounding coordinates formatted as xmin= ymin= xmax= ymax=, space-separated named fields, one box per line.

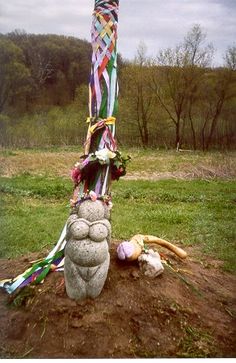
xmin=0 ymin=25 xmax=235 ymax=150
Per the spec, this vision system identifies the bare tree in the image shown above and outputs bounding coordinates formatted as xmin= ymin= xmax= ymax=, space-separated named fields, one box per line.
xmin=200 ymin=47 xmax=236 ymax=150
xmin=120 ymin=43 xmax=156 ymax=147
xmin=183 ymin=24 xmax=214 ymax=67
xmin=151 ymin=24 xmax=214 ymax=149
xmin=224 ymin=45 xmax=236 ymax=71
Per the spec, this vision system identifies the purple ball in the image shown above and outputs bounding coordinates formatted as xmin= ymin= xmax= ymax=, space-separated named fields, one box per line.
xmin=117 ymin=241 xmax=134 ymax=260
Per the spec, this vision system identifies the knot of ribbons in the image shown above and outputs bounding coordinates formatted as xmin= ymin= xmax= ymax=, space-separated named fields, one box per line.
xmin=87 ymin=116 xmax=116 ymax=134
xmin=84 ymin=116 xmax=117 ymax=151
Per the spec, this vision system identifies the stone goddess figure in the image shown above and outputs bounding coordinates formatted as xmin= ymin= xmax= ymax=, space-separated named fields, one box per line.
xmin=64 ymin=0 xmax=121 ymax=301
xmin=64 ymin=198 xmax=111 ymax=300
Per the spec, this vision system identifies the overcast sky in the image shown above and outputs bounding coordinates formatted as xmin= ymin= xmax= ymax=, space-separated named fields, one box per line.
xmin=0 ymin=0 xmax=235 ymax=66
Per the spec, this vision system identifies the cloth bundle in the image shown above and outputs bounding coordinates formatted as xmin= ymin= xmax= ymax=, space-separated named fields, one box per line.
xmin=117 ymin=234 xmax=187 ymax=277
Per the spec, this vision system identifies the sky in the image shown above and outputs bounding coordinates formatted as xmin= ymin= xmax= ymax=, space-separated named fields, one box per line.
xmin=0 ymin=0 xmax=235 ymax=66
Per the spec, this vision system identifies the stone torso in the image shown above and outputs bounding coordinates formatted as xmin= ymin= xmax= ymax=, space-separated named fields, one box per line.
xmin=64 ymin=199 xmax=111 ymax=300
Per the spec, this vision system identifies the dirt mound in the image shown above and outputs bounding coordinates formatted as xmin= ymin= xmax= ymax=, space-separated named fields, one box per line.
xmin=0 ymin=243 xmax=235 ymax=358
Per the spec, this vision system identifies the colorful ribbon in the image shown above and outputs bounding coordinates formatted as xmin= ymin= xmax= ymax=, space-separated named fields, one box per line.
xmin=0 ymin=0 xmax=120 ymax=295
xmin=79 ymin=0 xmax=119 ymax=197
xmin=89 ymin=116 xmax=116 ymax=134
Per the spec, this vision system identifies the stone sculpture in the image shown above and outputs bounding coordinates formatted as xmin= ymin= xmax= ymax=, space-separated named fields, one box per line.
xmin=63 ymin=0 xmax=122 ymax=301
xmin=0 ymin=0 xmax=123 ymax=297
xmin=64 ymin=199 xmax=111 ymax=300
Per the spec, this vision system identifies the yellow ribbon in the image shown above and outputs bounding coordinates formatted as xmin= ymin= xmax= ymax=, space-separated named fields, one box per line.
xmin=88 ymin=116 xmax=116 ymax=134
xmin=86 ymin=116 xmax=95 ymax=123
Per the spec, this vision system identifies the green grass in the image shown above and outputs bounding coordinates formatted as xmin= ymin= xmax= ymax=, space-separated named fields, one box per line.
xmin=112 ymin=179 xmax=236 ymax=271
xmin=0 ymin=174 xmax=235 ymax=272
xmin=0 ymin=194 xmax=69 ymax=258
xmin=177 ymin=326 xmax=216 ymax=357
xmin=0 ymin=174 xmax=72 ymax=199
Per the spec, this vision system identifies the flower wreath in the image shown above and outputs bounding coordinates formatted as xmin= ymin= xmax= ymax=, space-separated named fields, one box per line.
xmin=71 ymin=148 xmax=131 ymax=186
xmin=69 ymin=148 xmax=130 ymax=207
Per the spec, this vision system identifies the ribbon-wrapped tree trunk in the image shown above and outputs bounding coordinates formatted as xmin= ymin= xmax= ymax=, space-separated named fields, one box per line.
xmin=0 ymin=0 xmax=128 ymax=299
xmin=70 ymin=0 xmax=121 ymax=206
xmin=64 ymin=0 xmax=121 ymax=300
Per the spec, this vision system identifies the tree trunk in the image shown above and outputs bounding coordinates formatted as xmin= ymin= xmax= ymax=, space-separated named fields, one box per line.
xmin=143 ymin=122 xmax=149 ymax=147
xmin=201 ymin=119 xmax=208 ymax=151
xmin=189 ymin=115 xmax=196 ymax=150
xmin=205 ymin=99 xmax=224 ymax=150
xmin=175 ymin=119 xmax=181 ymax=150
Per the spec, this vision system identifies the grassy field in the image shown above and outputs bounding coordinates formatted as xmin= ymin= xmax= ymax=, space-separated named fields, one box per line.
xmin=0 ymin=148 xmax=235 ymax=272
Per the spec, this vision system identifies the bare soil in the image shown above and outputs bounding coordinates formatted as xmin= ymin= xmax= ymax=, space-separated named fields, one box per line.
xmin=0 ymin=242 xmax=235 ymax=359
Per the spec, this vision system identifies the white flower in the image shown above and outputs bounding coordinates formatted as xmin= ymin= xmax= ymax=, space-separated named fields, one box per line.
xmin=95 ymin=148 xmax=116 ymax=164
xmin=107 ymin=150 xmax=116 ymax=159
xmin=74 ymin=162 xmax=81 ymax=168
xmin=89 ymin=190 xmax=97 ymax=201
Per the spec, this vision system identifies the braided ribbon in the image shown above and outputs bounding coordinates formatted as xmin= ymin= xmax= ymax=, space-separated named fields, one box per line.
xmin=82 ymin=0 xmax=120 ymax=196
xmin=89 ymin=0 xmax=119 ymax=120
xmin=0 ymin=1 xmax=120 ymax=294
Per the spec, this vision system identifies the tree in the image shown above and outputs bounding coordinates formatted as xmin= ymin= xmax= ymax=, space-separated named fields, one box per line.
xmin=6 ymin=31 xmax=92 ymax=109
xmin=182 ymin=24 xmax=214 ymax=67
xmin=0 ymin=36 xmax=30 ymax=112
xmin=199 ymin=47 xmax=236 ymax=150
xmin=224 ymin=45 xmax=236 ymax=71
xmin=120 ymin=43 xmax=156 ymax=147
xmin=151 ymin=24 xmax=214 ymax=149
